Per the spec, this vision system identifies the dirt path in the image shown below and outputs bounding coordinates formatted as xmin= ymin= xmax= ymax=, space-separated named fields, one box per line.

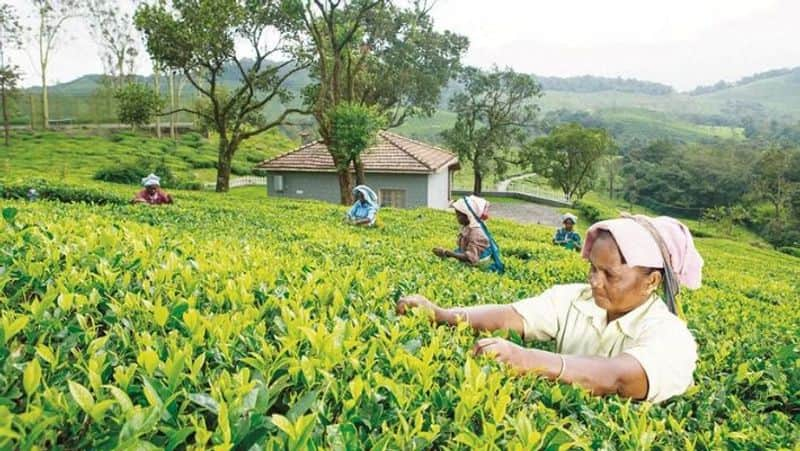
xmin=495 ymin=173 xmax=536 ymax=191
xmin=490 ymin=173 xmax=564 ymax=226
xmin=490 ymin=201 xmax=563 ymax=226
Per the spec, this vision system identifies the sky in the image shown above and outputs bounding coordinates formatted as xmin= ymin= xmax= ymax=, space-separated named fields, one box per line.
xmin=4 ymin=0 xmax=800 ymax=91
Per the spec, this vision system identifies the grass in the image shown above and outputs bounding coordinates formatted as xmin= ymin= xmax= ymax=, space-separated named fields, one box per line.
xmin=0 ymin=129 xmax=296 ymax=186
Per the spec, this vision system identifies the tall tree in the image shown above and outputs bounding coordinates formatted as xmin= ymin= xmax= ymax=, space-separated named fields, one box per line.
xmin=524 ymin=123 xmax=616 ymax=201
xmin=85 ymin=0 xmax=139 ymax=89
xmin=29 ymin=0 xmax=81 ymax=129
xmin=136 ymin=0 xmax=307 ymax=191
xmin=751 ymin=148 xmax=799 ymax=218
xmin=0 ymin=4 xmax=23 ymax=145
xmin=442 ymin=66 xmax=541 ymax=194
xmin=295 ymin=0 xmax=467 ymax=204
xmin=0 ymin=67 xmax=21 ymax=147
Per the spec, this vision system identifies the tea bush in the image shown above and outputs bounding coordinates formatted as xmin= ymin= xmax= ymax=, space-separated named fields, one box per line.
xmin=0 ymin=193 xmax=798 ymax=449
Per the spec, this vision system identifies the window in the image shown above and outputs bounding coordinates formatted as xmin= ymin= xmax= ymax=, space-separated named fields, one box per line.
xmin=273 ymin=175 xmax=284 ymax=193
xmin=380 ymin=189 xmax=406 ymax=208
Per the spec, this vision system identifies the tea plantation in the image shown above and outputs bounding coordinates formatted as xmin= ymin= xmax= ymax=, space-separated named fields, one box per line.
xmin=1 ymin=183 xmax=798 ymax=449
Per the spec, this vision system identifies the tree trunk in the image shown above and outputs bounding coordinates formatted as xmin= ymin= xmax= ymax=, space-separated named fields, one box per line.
xmin=169 ymin=72 xmax=176 ymax=140
xmin=354 ymin=156 xmax=366 ymax=186
xmin=41 ymin=72 xmax=49 ymax=130
xmin=472 ymin=165 xmax=482 ymax=195
xmin=29 ymin=94 xmax=34 ymax=130
xmin=154 ymin=68 xmax=161 ymax=138
xmin=333 ymin=154 xmax=354 ymax=204
xmin=216 ymin=136 xmax=233 ymax=192
xmin=337 ymin=168 xmax=354 ymax=204
xmin=2 ymin=83 xmax=9 ymax=146
xmin=608 ymin=166 xmax=614 ymax=199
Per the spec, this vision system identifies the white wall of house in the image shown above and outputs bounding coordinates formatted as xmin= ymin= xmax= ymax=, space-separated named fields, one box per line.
xmin=426 ymin=166 xmax=451 ymax=209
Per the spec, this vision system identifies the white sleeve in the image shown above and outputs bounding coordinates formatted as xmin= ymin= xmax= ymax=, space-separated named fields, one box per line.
xmin=510 ymin=285 xmax=580 ymax=342
xmin=623 ymin=319 xmax=698 ymax=403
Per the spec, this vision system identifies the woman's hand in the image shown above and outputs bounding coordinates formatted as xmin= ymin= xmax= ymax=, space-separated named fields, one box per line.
xmin=472 ymin=337 xmax=534 ymax=373
xmin=432 ymin=247 xmax=449 ymax=258
xmin=396 ymin=294 xmax=440 ymax=317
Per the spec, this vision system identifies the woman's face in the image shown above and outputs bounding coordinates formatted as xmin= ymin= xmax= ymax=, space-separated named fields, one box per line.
xmin=588 ymin=232 xmax=661 ymax=317
xmin=455 ymin=211 xmax=470 ymax=226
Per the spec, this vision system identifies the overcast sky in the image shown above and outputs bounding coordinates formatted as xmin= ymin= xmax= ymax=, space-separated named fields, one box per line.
xmin=5 ymin=0 xmax=800 ymax=91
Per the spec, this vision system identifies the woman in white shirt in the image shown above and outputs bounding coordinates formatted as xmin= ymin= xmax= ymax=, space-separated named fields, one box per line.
xmin=397 ymin=214 xmax=704 ymax=403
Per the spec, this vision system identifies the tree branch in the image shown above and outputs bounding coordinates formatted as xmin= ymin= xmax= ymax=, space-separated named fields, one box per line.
xmin=238 ymin=107 xmax=309 ymax=141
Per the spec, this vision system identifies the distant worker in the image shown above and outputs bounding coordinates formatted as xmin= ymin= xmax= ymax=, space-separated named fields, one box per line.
xmin=27 ymin=188 xmax=39 ymax=202
xmin=132 ymin=173 xmax=173 ymax=205
xmin=346 ymin=185 xmax=379 ymax=226
xmin=433 ymin=195 xmax=504 ymax=273
xmin=553 ymin=213 xmax=581 ymax=251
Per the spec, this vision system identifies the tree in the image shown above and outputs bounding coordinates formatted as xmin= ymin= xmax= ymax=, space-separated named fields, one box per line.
xmin=135 ymin=0 xmax=308 ymax=192
xmin=1 ymin=4 xmax=23 ymax=145
xmin=702 ymin=205 xmax=748 ymax=236
xmin=0 ymin=66 xmax=21 ymax=146
xmin=85 ymin=0 xmax=139 ymax=89
xmin=604 ymin=154 xmax=623 ymax=200
xmin=114 ymin=83 xmax=162 ymax=130
xmin=525 ymin=123 xmax=615 ymax=201
xmin=751 ymin=148 xmax=799 ymax=219
xmin=442 ymin=66 xmax=541 ymax=194
xmin=30 ymin=0 xmax=81 ymax=129
xmin=621 ymin=140 xmax=753 ymax=216
xmin=295 ymin=0 xmax=467 ymax=203
xmin=327 ymin=102 xmax=385 ymax=185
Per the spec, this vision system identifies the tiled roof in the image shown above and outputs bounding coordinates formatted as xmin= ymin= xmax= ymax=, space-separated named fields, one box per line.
xmin=255 ymin=131 xmax=459 ymax=174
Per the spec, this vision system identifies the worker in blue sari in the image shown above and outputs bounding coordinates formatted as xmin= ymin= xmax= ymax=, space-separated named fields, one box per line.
xmin=553 ymin=213 xmax=582 ymax=251
xmin=346 ymin=185 xmax=379 ymax=226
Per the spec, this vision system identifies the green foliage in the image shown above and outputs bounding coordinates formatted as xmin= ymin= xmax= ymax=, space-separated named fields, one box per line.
xmin=622 ymin=140 xmax=753 ymax=216
xmin=0 ymin=130 xmax=295 ymax=186
xmin=1 ymin=178 xmax=129 ymax=204
xmin=135 ymin=0 xmax=304 ymax=191
xmin=113 ymin=83 xmax=162 ymax=129
xmin=525 ymin=123 xmax=616 ymax=200
xmin=297 ymin=0 xmax=466 ymax=202
xmin=327 ymin=102 xmax=384 ymax=169
xmin=702 ymin=205 xmax=750 ymax=236
xmin=93 ymin=158 xmax=180 ymax=188
xmin=442 ymin=66 xmax=541 ymax=193
xmin=536 ymin=74 xmax=674 ymax=95
xmin=0 ymin=188 xmax=797 ymax=448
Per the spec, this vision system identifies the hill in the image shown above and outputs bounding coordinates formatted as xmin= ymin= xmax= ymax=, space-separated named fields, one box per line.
xmin=15 ymin=66 xmax=799 ymax=147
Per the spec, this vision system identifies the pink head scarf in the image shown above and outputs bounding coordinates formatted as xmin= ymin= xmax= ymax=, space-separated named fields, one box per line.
xmin=451 ymin=196 xmax=489 ymax=228
xmin=581 ymin=215 xmax=704 ymax=289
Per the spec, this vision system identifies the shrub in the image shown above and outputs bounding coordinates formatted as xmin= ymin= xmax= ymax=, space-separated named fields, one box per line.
xmin=93 ymin=164 xmax=142 ymax=185
xmin=93 ymin=158 xmax=179 ymax=187
xmin=0 ymin=178 xmax=128 ymax=204
xmin=0 ymin=193 xmax=798 ymax=449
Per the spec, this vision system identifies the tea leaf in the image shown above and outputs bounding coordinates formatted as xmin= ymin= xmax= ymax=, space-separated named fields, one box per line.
xmin=23 ymin=360 xmax=42 ymax=396
xmin=68 ymin=380 xmax=95 ymax=415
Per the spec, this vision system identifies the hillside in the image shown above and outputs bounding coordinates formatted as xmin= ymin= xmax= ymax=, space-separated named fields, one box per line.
xmin=15 ymin=66 xmax=798 ymax=147
xmin=697 ymin=68 xmax=800 ymax=120
xmin=0 ymin=130 xmax=297 ymax=187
